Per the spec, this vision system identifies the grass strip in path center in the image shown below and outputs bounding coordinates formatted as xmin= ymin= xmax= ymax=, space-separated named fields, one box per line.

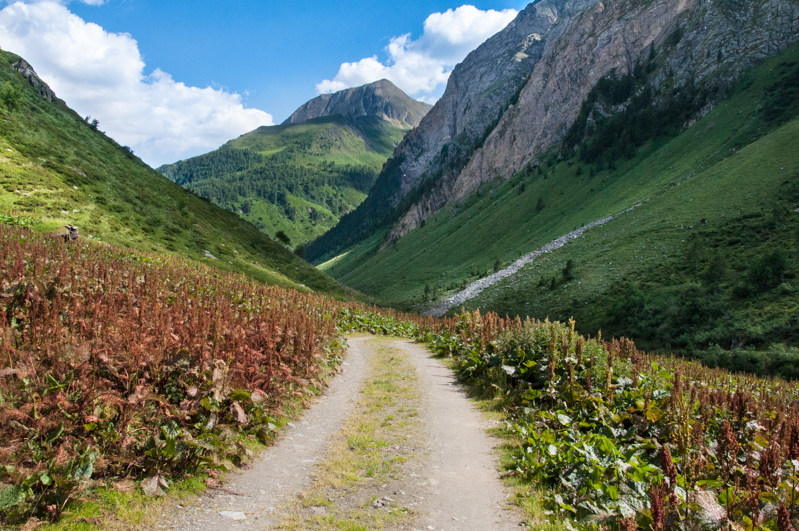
xmin=278 ymin=337 xmax=422 ymax=530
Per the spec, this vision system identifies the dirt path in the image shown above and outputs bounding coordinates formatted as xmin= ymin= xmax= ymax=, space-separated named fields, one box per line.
xmin=158 ymin=337 xmax=520 ymax=530
xmin=160 ymin=337 xmax=372 ymax=530
xmin=395 ymin=339 xmax=519 ymax=531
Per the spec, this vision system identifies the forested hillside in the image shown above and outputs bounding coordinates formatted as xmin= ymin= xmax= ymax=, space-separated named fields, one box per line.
xmin=159 ymin=81 xmax=430 ymax=248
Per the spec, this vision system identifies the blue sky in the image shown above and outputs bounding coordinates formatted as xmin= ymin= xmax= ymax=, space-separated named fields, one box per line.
xmin=0 ymin=0 xmax=528 ymax=166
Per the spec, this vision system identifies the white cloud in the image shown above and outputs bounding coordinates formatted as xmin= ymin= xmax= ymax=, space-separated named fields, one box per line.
xmin=0 ymin=1 xmax=273 ymax=167
xmin=317 ymin=5 xmax=518 ymax=101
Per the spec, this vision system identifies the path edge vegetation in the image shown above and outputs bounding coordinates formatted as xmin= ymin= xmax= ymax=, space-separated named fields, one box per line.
xmin=0 ymin=220 xmax=430 ymax=529
xmin=2 ymin=217 xmax=799 ymax=530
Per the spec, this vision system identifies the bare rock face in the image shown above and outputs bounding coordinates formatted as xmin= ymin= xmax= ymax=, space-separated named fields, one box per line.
xmin=380 ymin=0 xmax=799 ymax=244
xmin=385 ymin=0 xmax=567 ymax=202
xmin=13 ymin=59 xmax=56 ymax=102
xmin=283 ymin=79 xmax=432 ymax=129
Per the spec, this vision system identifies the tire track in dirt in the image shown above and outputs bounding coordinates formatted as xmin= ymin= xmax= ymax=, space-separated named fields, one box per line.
xmin=395 ymin=339 xmax=520 ymax=531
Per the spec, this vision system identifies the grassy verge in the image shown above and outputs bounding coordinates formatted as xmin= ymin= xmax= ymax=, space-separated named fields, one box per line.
xmin=278 ymin=339 xmax=421 ymax=531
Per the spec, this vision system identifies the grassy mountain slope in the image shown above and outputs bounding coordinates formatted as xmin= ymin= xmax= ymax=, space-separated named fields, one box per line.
xmin=158 ymin=113 xmax=409 ymax=248
xmin=320 ymin=44 xmax=799 ymax=354
xmin=0 ymin=49 xmax=342 ymax=293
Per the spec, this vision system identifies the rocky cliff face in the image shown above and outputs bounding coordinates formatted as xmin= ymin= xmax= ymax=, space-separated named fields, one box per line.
xmin=308 ymin=0 xmax=799 ymax=259
xmin=13 ymin=59 xmax=55 ymax=102
xmin=384 ymin=0 xmax=799 ymax=244
xmin=384 ymin=1 xmax=578 ymax=204
xmin=283 ymin=79 xmax=432 ymax=129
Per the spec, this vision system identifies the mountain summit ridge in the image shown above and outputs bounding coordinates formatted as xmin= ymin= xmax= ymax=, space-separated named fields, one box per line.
xmin=283 ymin=79 xmax=432 ymax=129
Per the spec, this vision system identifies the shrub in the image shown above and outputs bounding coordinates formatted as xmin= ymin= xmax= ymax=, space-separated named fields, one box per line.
xmin=275 ymin=230 xmax=291 ymax=246
xmin=747 ymin=249 xmax=787 ymax=292
xmin=0 ymin=82 xmax=21 ymax=115
xmin=562 ymin=259 xmax=575 ymax=281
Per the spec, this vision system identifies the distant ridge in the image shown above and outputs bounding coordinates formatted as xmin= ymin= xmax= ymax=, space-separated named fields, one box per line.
xmin=283 ymin=79 xmax=431 ymax=129
xmin=159 ymin=81 xmax=427 ymax=247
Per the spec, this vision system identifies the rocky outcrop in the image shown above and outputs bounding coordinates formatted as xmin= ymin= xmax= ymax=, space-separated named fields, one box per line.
xmin=453 ymin=0 xmax=799 ymax=210
xmin=283 ymin=79 xmax=432 ymax=129
xmin=382 ymin=0 xmax=567 ymax=203
xmin=13 ymin=59 xmax=56 ymax=102
xmin=382 ymin=0 xmax=799 ymax=245
xmin=307 ymin=0 xmax=799 ymax=262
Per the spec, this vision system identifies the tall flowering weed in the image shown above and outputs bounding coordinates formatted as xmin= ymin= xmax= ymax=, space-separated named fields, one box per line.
xmin=0 ymin=225 xmax=356 ymax=522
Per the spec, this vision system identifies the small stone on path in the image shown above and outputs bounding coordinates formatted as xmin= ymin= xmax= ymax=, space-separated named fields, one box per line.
xmin=219 ymin=511 xmax=246 ymax=521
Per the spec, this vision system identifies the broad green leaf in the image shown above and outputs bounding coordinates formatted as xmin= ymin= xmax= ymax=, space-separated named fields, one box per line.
xmin=201 ymin=397 xmax=219 ymax=412
xmin=502 ymin=365 xmax=516 ymax=376
xmin=72 ymin=452 xmax=96 ymax=481
xmin=230 ymin=389 xmax=251 ymax=402
xmin=44 ymin=422 xmax=64 ymax=444
xmin=0 ymin=485 xmax=25 ymax=510
xmin=163 ymin=439 xmax=176 ymax=459
xmin=161 ymin=421 xmax=181 ymax=441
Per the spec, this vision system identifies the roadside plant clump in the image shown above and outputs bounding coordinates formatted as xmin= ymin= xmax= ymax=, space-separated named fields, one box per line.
xmin=0 ymin=225 xmax=359 ymax=523
xmin=0 ymin=212 xmax=36 ymax=228
xmin=425 ymin=309 xmax=799 ymax=530
xmin=337 ymin=307 xmax=433 ymax=338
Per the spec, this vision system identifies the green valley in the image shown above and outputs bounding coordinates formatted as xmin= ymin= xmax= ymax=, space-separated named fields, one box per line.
xmin=0 ymin=50 xmax=341 ymax=293
xmin=318 ymin=43 xmax=799 ymax=363
xmin=159 ymin=80 xmax=430 ymax=248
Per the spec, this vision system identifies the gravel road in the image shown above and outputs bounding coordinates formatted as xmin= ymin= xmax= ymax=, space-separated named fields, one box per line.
xmin=395 ymin=339 xmax=520 ymax=531
xmin=157 ymin=337 xmax=520 ymax=530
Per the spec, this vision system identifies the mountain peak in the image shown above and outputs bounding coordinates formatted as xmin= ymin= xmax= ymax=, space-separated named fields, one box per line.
xmin=282 ymin=80 xmax=432 ymax=129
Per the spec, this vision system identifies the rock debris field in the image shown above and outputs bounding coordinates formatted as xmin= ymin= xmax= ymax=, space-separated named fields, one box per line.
xmin=423 ymin=203 xmax=642 ymax=317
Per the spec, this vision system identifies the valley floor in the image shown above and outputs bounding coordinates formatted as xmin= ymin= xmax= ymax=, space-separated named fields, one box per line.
xmin=154 ymin=336 xmax=521 ymax=531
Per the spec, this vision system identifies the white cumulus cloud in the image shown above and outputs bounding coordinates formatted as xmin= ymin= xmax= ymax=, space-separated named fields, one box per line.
xmin=0 ymin=1 xmax=273 ymax=167
xmin=317 ymin=5 xmax=518 ymax=101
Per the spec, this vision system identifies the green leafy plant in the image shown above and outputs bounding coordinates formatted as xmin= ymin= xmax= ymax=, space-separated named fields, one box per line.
xmin=424 ymin=310 xmax=799 ymax=530
xmin=0 ymin=81 xmax=20 ymax=115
